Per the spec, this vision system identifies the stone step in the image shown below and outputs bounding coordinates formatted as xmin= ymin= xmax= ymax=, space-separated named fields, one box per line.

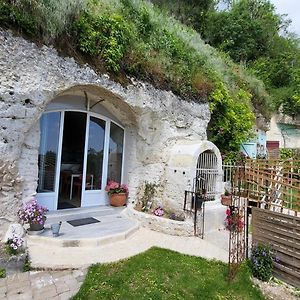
xmin=27 ymin=209 xmax=139 ymax=248
xmin=45 ymin=205 xmax=122 ymax=224
xmin=27 ymin=222 xmax=139 ymax=248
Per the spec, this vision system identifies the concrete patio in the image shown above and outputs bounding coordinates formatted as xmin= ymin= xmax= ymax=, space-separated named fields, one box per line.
xmin=27 ymin=206 xmax=139 ymax=248
xmin=26 ymin=206 xmax=229 ymax=269
xmin=0 ymin=206 xmax=230 ymax=299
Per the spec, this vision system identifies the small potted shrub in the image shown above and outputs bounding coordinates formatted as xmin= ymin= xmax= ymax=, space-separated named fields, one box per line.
xmin=105 ymin=180 xmax=129 ymax=207
xmin=18 ymin=199 xmax=48 ymax=233
xmin=221 ymin=189 xmax=231 ymax=206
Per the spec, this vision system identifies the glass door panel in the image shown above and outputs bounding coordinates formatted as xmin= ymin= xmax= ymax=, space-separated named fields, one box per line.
xmin=86 ymin=117 xmax=106 ymax=190
xmin=58 ymin=112 xmax=87 ymax=209
xmin=107 ymin=123 xmax=124 ymax=183
xmin=38 ymin=112 xmax=61 ymax=193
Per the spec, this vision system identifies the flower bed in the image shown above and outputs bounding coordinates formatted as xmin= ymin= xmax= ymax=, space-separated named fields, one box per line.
xmin=124 ymin=207 xmax=194 ymax=236
xmin=0 ymin=243 xmax=27 ymax=276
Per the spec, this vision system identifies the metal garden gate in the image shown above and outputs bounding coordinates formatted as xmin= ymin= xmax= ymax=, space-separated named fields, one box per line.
xmin=195 ymin=150 xmax=219 ymax=200
xmin=184 ymin=150 xmax=219 ymax=238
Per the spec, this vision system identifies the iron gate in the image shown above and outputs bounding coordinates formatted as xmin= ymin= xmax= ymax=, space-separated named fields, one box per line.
xmin=183 ymin=150 xmax=219 ymax=238
xmin=195 ymin=150 xmax=219 ymax=200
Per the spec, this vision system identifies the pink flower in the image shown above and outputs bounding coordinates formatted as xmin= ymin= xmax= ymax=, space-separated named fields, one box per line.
xmin=18 ymin=198 xmax=48 ymax=225
xmin=154 ymin=206 xmax=164 ymax=217
xmin=105 ymin=181 xmax=129 ymax=196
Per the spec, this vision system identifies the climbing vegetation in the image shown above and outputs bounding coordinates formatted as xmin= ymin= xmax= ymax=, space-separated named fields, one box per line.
xmin=208 ymin=82 xmax=255 ymax=153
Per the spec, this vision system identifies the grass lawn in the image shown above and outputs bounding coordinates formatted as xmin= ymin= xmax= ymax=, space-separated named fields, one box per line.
xmin=73 ymin=247 xmax=265 ymax=300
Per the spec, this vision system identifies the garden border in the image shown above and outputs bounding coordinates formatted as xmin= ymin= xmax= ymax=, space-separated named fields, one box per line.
xmin=123 ymin=207 xmax=194 ymax=236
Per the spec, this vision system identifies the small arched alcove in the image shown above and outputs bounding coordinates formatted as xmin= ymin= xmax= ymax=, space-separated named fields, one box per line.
xmin=165 ymin=140 xmax=222 ymax=211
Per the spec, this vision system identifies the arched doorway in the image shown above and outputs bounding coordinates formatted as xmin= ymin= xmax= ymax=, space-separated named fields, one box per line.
xmin=36 ymin=96 xmax=125 ymax=210
xmin=195 ymin=150 xmax=219 ymax=200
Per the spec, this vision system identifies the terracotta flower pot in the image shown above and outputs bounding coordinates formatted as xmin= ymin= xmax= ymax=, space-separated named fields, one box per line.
xmin=221 ymin=195 xmax=231 ymax=206
xmin=110 ymin=193 xmax=127 ymax=207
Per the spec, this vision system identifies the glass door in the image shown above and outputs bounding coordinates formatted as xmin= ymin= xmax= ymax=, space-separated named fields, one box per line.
xmin=58 ymin=112 xmax=87 ymax=209
xmin=37 ymin=112 xmax=62 ymax=210
xmin=37 ymin=110 xmax=125 ymax=210
xmin=81 ymin=116 xmax=108 ymax=207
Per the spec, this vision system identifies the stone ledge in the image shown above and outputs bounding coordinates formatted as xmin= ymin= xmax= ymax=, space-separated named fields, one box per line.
xmin=26 ymin=222 xmax=140 ymax=248
xmin=123 ymin=207 xmax=194 ymax=236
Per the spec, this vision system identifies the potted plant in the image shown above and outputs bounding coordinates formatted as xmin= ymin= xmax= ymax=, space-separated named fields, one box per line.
xmin=18 ymin=199 xmax=48 ymax=233
xmin=221 ymin=189 xmax=231 ymax=206
xmin=105 ymin=181 xmax=129 ymax=207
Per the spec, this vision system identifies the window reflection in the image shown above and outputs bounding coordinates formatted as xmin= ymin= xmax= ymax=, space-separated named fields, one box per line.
xmin=38 ymin=112 xmax=60 ymax=193
xmin=86 ymin=117 xmax=106 ymax=190
xmin=108 ymin=122 xmax=124 ymax=183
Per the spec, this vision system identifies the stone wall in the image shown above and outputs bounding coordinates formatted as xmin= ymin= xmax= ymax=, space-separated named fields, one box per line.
xmin=124 ymin=207 xmax=194 ymax=236
xmin=0 ymin=29 xmax=211 ymax=233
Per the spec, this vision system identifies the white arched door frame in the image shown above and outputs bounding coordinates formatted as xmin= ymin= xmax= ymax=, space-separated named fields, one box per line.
xmin=36 ymin=108 xmax=125 ymax=211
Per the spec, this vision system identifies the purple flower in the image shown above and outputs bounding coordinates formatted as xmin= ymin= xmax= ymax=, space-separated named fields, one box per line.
xmin=18 ymin=198 xmax=48 ymax=225
xmin=154 ymin=206 xmax=164 ymax=217
xmin=7 ymin=234 xmax=24 ymax=253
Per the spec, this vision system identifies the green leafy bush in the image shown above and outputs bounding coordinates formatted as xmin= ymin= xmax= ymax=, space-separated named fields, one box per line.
xmin=249 ymin=243 xmax=275 ymax=281
xmin=280 ymin=148 xmax=294 ymax=159
xmin=0 ymin=0 xmax=37 ymax=36
xmin=208 ymin=82 xmax=255 ymax=154
xmin=0 ymin=0 xmax=86 ymax=40
xmin=23 ymin=255 xmax=31 ymax=272
xmin=75 ymin=12 xmax=131 ymax=72
xmin=0 ymin=268 xmax=6 ymax=278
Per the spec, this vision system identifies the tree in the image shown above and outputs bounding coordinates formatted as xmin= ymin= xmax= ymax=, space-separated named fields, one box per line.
xmin=205 ymin=0 xmax=282 ymax=63
xmin=163 ymin=0 xmax=300 ymax=118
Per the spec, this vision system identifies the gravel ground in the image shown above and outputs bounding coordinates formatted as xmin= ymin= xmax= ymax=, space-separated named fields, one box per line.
xmin=252 ymin=277 xmax=300 ymax=300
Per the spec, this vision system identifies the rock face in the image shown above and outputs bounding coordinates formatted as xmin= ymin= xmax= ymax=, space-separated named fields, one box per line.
xmin=0 ymin=29 xmax=215 ymax=233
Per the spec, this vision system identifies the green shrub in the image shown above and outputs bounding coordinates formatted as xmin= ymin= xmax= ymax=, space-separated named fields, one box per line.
xmin=74 ymin=12 xmax=131 ymax=72
xmin=208 ymin=82 xmax=255 ymax=154
xmin=0 ymin=268 xmax=6 ymax=278
xmin=22 ymin=255 xmax=31 ymax=272
xmin=0 ymin=0 xmax=86 ymax=40
xmin=249 ymin=243 xmax=275 ymax=281
xmin=0 ymin=0 xmax=37 ymax=36
xmin=280 ymin=148 xmax=294 ymax=159
xmin=121 ymin=0 xmax=155 ymax=38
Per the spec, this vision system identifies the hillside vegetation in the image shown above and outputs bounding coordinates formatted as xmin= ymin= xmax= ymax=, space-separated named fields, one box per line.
xmin=0 ymin=0 xmax=271 ymax=154
xmin=154 ymin=0 xmax=300 ymax=119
